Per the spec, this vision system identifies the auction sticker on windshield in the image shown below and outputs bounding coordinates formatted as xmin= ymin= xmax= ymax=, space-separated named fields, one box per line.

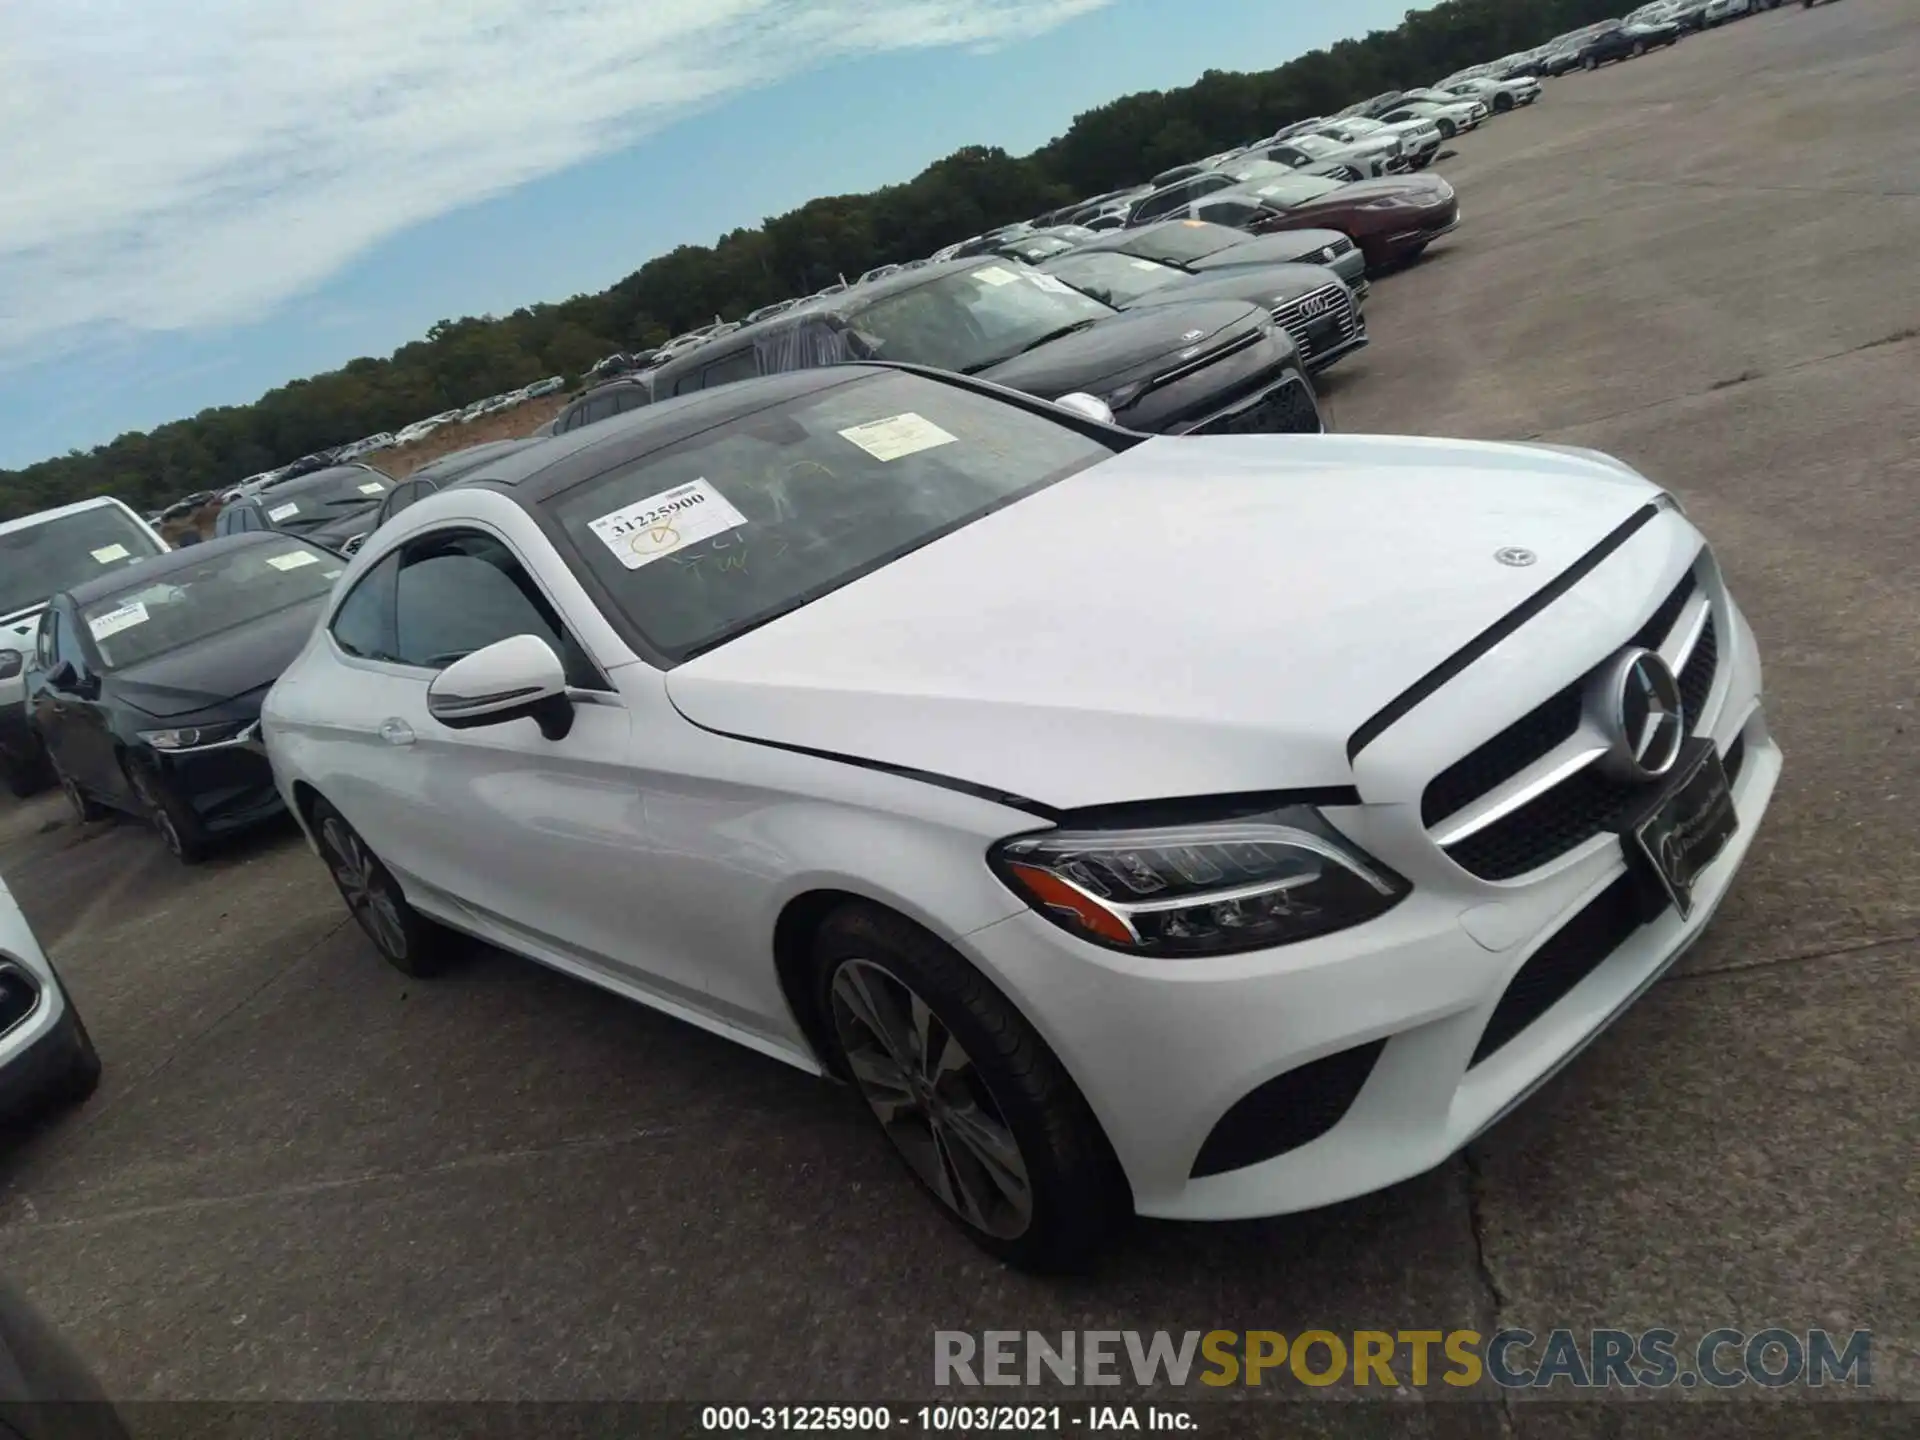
xmin=91 ymin=544 xmax=130 ymax=563
xmin=588 ymin=479 xmax=748 ymax=571
xmin=358 ymin=481 xmax=386 ymax=495
xmin=838 ymin=413 xmax=958 ymax=463
xmin=973 ymin=266 xmax=1018 ymax=287
xmin=268 ymin=502 xmax=300 ymax=521
xmin=88 ymin=601 xmax=149 ymax=640
xmin=1028 ymin=273 xmax=1075 ymax=295
xmin=267 ymin=551 xmax=321 ymax=571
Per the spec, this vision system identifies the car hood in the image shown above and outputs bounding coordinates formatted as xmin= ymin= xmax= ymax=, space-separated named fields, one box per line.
xmin=1125 ymin=262 xmax=1345 ymax=312
xmin=1274 ymin=174 xmax=1453 ymax=217
xmin=111 ymin=597 xmax=326 ymax=719
xmin=975 ymin=300 xmax=1266 ymax=398
xmin=665 ymin=434 xmax=1663 ymax=810
xmin=1182 ymin=229 xmax=1350 ymax=270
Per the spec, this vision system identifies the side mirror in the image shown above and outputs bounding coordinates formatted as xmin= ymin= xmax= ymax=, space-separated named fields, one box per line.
xmin=44 ymin=660 xmax=80 ymax=693
xmin=1054 ymin=392 xmax=1116 ymax=426
xmin=426 ymin=634 xmax=574 ymax=741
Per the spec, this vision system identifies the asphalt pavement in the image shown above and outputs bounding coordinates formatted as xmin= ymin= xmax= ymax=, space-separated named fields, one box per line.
xmin=1 ymin=1 xmax=1914 ymax=1430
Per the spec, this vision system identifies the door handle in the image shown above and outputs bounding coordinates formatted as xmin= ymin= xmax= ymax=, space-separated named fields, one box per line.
xmin=379 ymin=718 xmax=415 ymax=747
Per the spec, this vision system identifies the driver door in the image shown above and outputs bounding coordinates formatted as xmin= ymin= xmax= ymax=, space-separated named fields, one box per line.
xmin=323 ymin=525 xmax=708 ymax=1009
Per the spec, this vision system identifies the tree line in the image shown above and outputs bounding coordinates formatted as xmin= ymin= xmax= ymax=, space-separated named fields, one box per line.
xmin=0 ymin=0 xmax=1625 ymax=520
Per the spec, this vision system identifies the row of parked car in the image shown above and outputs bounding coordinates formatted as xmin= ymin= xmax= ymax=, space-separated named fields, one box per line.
xmin=159 ymin=376 xmax=572 ymax=524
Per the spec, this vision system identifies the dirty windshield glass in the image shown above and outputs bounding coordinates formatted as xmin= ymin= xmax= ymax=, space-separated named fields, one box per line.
xmin=79 ymin=539 xmax=340 ymax=670
xmin=0 ymin=506 xmax=165 ymax=619
xmin=845 ymin=266 xmax=1113 ymax=376
xmin=548 ymin=372 xmax=1115 ymax=659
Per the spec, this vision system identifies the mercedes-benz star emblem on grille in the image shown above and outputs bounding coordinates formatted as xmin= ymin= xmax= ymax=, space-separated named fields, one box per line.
xmin=1591 ymin=647 xmax=1686 ymax=783
xmin=1493 ymin=547 xmax=1536 ymax=567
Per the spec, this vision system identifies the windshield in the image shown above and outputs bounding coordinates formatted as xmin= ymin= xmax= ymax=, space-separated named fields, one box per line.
xmin=548 ymin=371 xmax=1116 ymax=659
xmin=845 ymin=265 xmax=1113 ymax=375
xmin=1042 ymin=253 xmax=1182 ymax=307
xmin=1285 ymin=134 xmax=1340 ymax=157
xmin=1339 ymin=117 xmax=1384 ymax=135
xmin=999 ymin=235 xmax=1078 ymax=263
xmin=260 ymin=468 xmax=390 ymax=534
xmin=1218 ymin=158 xmax=1291 ymax=183
xmin=0 ymin=505 xmax=166 ymax=620
xmin=1116 ymin=221 xmax=1239 ymax=265
xmin=78 ymin=538 xmax=341 ymax=671
xmin=1245 ymin=175 xmax=1344 ymax=206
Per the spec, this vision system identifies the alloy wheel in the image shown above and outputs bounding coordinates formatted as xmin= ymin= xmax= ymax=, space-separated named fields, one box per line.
xmin=320 ymin=816 xmax=409 ymax=961
xmin=829 ymin=958 xmax=1033 ymax=1239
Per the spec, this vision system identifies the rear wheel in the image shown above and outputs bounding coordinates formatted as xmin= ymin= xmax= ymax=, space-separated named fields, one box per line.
xmin=1632 ymin=39 xmax=1647 ymax=55
xmin=813 ymin=902 xmax=1130 ymax=1272
xmin=310 ymin=798 xmax=456 ymax=977
xmin=1584 ymin=55 xmax=1598 ymax=69
xmin=126 ymin=761 xmax=209 ymax=863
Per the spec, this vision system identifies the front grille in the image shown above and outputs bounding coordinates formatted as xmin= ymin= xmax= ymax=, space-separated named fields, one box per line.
xmin=1191 ymin=1039 xmax=1387 ymax=1177
xmin=1418 ymin=566 xmax=1697 ymax=832
xmin=1678 ymin=615 xmax=1718 ymax=720
xmin=1322 ymin=235 xmax=1356 ymax=259
xmin=0 ymin=964 xmax=40 ymax=1036
xmin=1470 ymin=873 xmax=1645 ymax=1066
xmin=1193 ymin=378 xmax=1322 ymax=436
xmin=1429 ymin=563 xmax=1723 ymax=882
xmin=1270 ymin=284 xmax=1359 ymax=362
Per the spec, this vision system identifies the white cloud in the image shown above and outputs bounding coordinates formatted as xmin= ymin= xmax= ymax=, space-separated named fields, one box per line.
xmin=0 ymin=0 xmax=1112 ymax=356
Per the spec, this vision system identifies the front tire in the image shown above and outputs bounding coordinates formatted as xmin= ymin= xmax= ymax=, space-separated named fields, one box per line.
xmin=1583 ymin=55 xmax=1598 ymax=70
xmin=1632 ymin=39 xmax=1647 ymax=55
xmin=1437 ymin=119 xmax=1457 ymax=139
xmin=1494 ymin=93 xmax=1514 ymax=112
xmin=812 ymin=902 xmax=1130 ymax=1272
xmin=126 ymin=761 xmax=209 ymax=863
xmin=309 ymin=798 xmax=456 ymax=977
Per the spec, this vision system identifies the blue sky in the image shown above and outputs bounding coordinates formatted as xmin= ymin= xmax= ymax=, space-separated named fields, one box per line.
xmin=0 ymin=0 xmax=1418 ymax=470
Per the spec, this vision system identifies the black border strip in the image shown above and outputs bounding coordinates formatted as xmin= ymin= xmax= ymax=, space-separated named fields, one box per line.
xmin=1346 ymin=502 xmax=1661 ymax=762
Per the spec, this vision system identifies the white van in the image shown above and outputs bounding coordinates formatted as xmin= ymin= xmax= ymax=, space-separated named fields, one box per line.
xmin=0 ymin=497 xmax=168 ymax=795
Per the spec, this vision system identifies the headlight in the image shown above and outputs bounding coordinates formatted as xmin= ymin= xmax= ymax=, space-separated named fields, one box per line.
xmin=139 ymin=720 xmax=254 ymax=751
xmin=990 ymin=803 xmax=1409 ymax=957
xmin=0 ymin=650 xmax=22 ymax=681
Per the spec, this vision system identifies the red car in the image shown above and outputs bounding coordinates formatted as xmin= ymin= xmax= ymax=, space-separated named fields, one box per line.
xmin=1169 ymin=172 xmax=1461 ymax=273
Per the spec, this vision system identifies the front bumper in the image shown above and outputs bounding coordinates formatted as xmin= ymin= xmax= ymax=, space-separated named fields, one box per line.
xmin=958 ymin=578 xmax=1778 ymax=1221
xmin=149 ymin=725 xmax=285 ymax=834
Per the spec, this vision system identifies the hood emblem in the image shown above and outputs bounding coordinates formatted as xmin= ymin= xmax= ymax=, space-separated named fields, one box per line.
xmin=1180 ymin=329 xmax=1205 ymax=343
xmin=1493 ymin=547 xmax=1536 ymax=567
xmin=1591 ymin=648 xmax=1686 ymax=783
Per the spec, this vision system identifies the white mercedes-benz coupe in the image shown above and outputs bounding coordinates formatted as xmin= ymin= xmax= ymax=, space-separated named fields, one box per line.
xmin=263 ymin=363 xmax=1779 ymax=1270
